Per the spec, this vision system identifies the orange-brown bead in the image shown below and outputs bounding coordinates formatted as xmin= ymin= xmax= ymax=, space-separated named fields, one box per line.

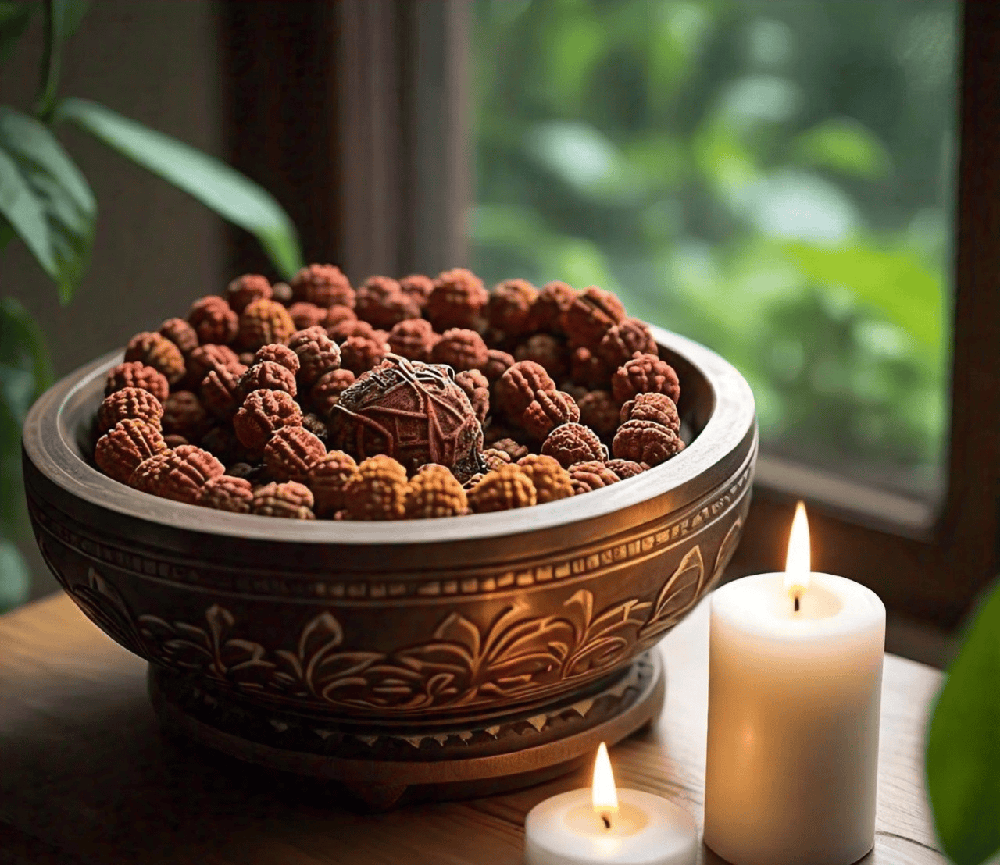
xmin=104 ymin=361 xmax=170 ymax=403
xmin=159 ymin=318 xmax=199 ymax=356
xmin=307 ymin=450 xmax=359 ymax=517
xmin=188 ymin=296 xmax=238 ymax=345
xmin=568 ymin=460 xmax=620 ymax=495
xmin=263 ymin=426 xmax=327 ymax=482
xmin=342 ymin=454 xmax=408 ymax=520
xmin=612 ymin=419 xmax=684 ymax=466
xmin=237 ymin=298 xmax=296 ymax=350
xmin=388 ymin=318 xmax=437 ymax=362
xmin=405 ymin=464 xmax=468 ymax=519
xmin=199 ymin=475 xmax=253 ymax=513
xmin=598 ymin=318 xmax=658 ymax=368
xmin=487 ymin=279 xmax=538 ymax=337
xmin=578 ymin=390 xmax=620 ymax=439
xmin=467 ymin=465 xmax=537 ymax=513
xmin=356 ymin=276 xmax=421 ymax=328
xmin=455 ymin=369 xmax=490 ymax=423
xmin=540 ymin=422 xmax=608 ymax=468
xmin=124 ymin=331 xmax=186 ymax=384
xmin=95 ymin=419 xmax=168 ymax=484
xmin=252 ymin=481 xmax=316 ymax=519
xmin=516 ymin=454 xmax=574 ymax=504
xmin=97 ymin=387 xmax=164 ymax=434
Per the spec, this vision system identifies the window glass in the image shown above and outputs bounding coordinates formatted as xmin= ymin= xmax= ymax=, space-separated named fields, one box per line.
xmin=472 ymin=0 xmax=957 ymax=498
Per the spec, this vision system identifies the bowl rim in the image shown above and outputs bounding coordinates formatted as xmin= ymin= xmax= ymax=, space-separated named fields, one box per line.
xmin=23 ymin=324 xmax=756 ymax=545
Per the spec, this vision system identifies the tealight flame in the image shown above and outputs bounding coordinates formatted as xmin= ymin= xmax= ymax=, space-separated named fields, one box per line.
xmin=783 ymin=501 xmax=811 ymax=604
xmin=592 ymin=742 xmax=619 ymax=828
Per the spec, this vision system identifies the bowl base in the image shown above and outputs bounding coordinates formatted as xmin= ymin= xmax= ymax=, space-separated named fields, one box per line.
xmin=148 ymin=651 xmax=664 ymax=809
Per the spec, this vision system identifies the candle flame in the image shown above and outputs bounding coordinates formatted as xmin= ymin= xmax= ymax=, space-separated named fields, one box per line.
xmin=783 ymin=501 xmax=811 ymax=599
xmin=591 ymin=742 xmax=619 ymax=819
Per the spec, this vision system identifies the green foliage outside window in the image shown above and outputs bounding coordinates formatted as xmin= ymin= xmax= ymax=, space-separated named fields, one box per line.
xmin=472 ymin=0 xmax=957 ymax=496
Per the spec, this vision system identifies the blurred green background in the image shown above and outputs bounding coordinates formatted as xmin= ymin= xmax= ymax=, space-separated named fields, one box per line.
xmin=471 ymin=0 xmax=957 ymax=497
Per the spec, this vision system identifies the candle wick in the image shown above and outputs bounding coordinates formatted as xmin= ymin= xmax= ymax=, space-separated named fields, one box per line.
xmin=601 ymin=813 xmax=611 ymax=830
xmin=794 ymin=593 xmax=800 ymax=613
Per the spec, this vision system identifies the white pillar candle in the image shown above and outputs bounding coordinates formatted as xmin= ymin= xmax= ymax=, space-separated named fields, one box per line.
xmin=703 ymin=504 xmax=885 ymax=865
xmin=526 ymin=743 xmax=698 ymax=865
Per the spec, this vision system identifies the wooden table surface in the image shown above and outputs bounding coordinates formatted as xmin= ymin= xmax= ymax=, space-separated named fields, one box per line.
xmin=0 ymin=593 xmax=946 ymax=864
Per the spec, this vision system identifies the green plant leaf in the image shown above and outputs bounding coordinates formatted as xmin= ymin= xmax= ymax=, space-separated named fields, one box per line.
xmin=926 ymin=581 xmax=1000 ymax=865
xmin=0 ymin=1 xmax=33 ymax=64
xmin=0 ymin=296 xmax=53 ymax=396
xmin=792 ymin=119 xmax=891 ymax=180
xmin=0 ymin=536 xmax=29 ymax=613
xmin=56 ymin=97 xmax=303 ymax=279
xmin=34 ymin=0 xmax=89 ymax=119
xmin=0 ymin=107 xmax=95 ymax=301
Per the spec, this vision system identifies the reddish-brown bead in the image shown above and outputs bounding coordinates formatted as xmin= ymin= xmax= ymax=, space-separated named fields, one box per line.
xmin=612 ymin=419 xmax=684 ymax=466
xmin=356 ymin=276 xmax=421 ymax=328
xmin=272 ymin=282 xmax=293 ymax=304
xmin=517 ymin=453 xmax=574 ymax=504
xmin=399 ymin=274 xmax=434 ymax=309
xmin=488 ymin=437 xmax=529 ymax=461
xmin=482 ymin=348 xmax=515 ymax=384
xmin=611 ymin=353 xmax=681 ymax=405
xmin=236 ymin=360 xmax=298 ymax=403
xmin=199 ymin=475 xmax=254 ymax=513
xmin=287 ymin=302 xmax=328 ymax=330
xmin=97 ymin=387 xmax=164 ymax=434
xmin=598 ymin=318 xmax=658 ymax=368
xmin=327 ymin=317 xmax=376 ymax=343
xmin=426 ymin=268 xmax=489 ymax=331
xmin=605 ymin=459 xmax=647 ymax=480
xmin=568 ymin=460 xmax=620 ymax=495
xmin=233 ymin=389 xmax=303 ymax=451
xmin=252 ymin=481 xmax=316 ymax=519
xmin=540 ymin=422 xmax=608 ymax=468
xmin=253 ymin=343 xmax=300 ymax=375
xmin=388 ymin=318 xmax=437 ymax=362
xmin=158 ymin=318 xmax=199 ymax=356
xmin=187 ymin=296 xmax=238 ymax=345
xmin=187 ymin=344 xmax=241 ymax=384
xmin=310 ymin=368 xmax=356 ymax=417
xmin=515 ymin=334 xmax=569 ymax=381
xmin=563 ymin=286 xmax=626 ymax=349
xmin=104 ymin=361 xmax=170 ymax=403
xmin=519 ymin=389 xmax=581 ymax=440
xmin=467 ymin=465 xmax=537 ymax=513
xmin=570 ymin=346 xmax=612 ymax=390
xmin=430 ymin=328 xmax=489 ymax=372
xmin=340 ymin=334 xmax=387 ymax=375
xmin=495 ymin=360 xmax=556 ymax=417
xmin=527 ymin=281 xmax=578 ymax=334
xmin=289 ymin=327 xmax=341 ymax=388
xmin=578 ymin=390 xmax=620 ymax=439
xmin=487 ymin=279 xmax=538 ymax=336
xmin=342 ymin=454 xmax=408 ymax=520
xmin=482 ymin=448 xmax=513 ymax=471
xmin=162 ymin=391 xmax=209 ymax=442
xmin=237 ymin=298 xmax=296 ymax=350
xmin=620 ymin=392 xmax=681 ymax=431
xmin=307 ymin=450 xmax=359 ymax=517
xmin=94 ymin=419 xmax=168 ymax=484
xmin=226 ymin=274 xmax=272 ymax=313
xmin=263 ymin=426 xmax=327 ymax=482
xmin=405 ymin=464 xmax=468 ymax=519
xmin=199 ymin=366 xmax=243 ymax=421
xmin=291 ymin=264 xmax=354 ymax=308
xmin=130 ymin=445 xmax=224 ymax=504
xmin=455 ymin=369 xmax=490 ymax=423
xmin=123 ymin=332 xmax=186 ymax=385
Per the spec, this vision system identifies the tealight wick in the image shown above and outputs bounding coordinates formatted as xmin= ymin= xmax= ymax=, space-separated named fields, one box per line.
xmin=601 ymin=813 xmax=612 ymax=830
xmin=793 ymin=593 xmax=800 ymax=613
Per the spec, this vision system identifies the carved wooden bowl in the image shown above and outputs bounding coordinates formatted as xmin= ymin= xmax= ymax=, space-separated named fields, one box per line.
xmin=23 ymin=326 xmax=756 ymax=734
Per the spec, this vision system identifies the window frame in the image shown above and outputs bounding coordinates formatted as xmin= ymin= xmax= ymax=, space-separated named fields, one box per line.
xmin=219 ymin=0 xmax=995 ymax=632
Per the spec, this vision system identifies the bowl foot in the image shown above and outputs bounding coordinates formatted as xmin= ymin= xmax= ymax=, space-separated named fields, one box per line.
xmin=148 ymin=651 xmax=664 ymax=808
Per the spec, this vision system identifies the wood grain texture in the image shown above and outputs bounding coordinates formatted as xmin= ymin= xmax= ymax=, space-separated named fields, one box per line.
xmin=0 ymin=595 xmax=946 ymax=864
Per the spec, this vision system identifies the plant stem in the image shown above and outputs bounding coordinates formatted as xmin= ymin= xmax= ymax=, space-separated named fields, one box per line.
xmin=34 ymin=0 xmax=60 ymax=122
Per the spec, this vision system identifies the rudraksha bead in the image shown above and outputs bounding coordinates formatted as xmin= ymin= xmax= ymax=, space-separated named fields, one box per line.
xmin=288 ymin=326 xmax=341 ymax=388
xmin=578 ymin=390 xmax=620 ymax=439
xmin=235 ymin=360 xmax=297 ymax=403
xmin=467 ymin=465 xmax=537 ymax=513
xmin=131 ymin=445 xmax=224 ymax=505
xmin=252 ymin=481 xmax=315 ymax=519
xmin=431 ymin=328 xmax=489 ymax=372
xmin=253 ymin=343 xmax=300 ymax=375
xmin=310 ymin=368 xmax=356 ymax=417
xmin=515 ymin=334 xmax=569 ymax=381
xmin=104 ymin=361 xmax=169 ymax=403
xmin=611 ymin=352 xmax=680 ymax=405
xmin=482 ymin=349 xmax=515 ymax=384
xmin=123 ymin=332 xmax=185 ymax=384
xmin=405 ymin=464 xmax=468 ymax=519
xmin=263 ymin=425 xmax=327 ymax=482
xmin=226 ymin=274 xmax=272 ymax=313
xmin=271 ymin=281 xmax=293 ymax=304
xmin=570 ymin=346 xmax=612 ymax=390
xmin=540 ymin=422 xmax=607 ymax=468
xmin=325 ymin=303 xmax=357 ymax=331
xmin=488 ymin=437 xmax=529 ymax=461
xmin=494 ymin=360 xmax=556 ymax=418
xmin=388 ymin=318 xmax=437 ymax=362
xmin=487 ymin=279 xmax=538 ymax=337
xmin=519 ymin=389 xmax=580 ymax=441
xmin=330 ymin=356 xmax=484 ymax=481
xmin=517 ymin=453 xmax=574 ymax=504
xmin=158 ymin=318 xmax=198 ymax=356
xmin=288 ymin=302 xmax=328 ymax=330
xmin=605 ymin=458 xmax=647 ymax=480
xmin=187 ymin=344 xmax=241 ymax=384
xmin=163 ymin=435 xmax=189 ymax=449
xmin=356 ymin=276 xmax=421 ymax=328
xmin=307 ymin=450 xmax=359 ymax=517
xmin=563 ymin=286 xmax=627 ymax=350
xmin=527 ymin=280 xmax=577 ymax=334
xmin=237 ymin=298 xmax=295 ymax=350
xmin=482 ymin=448 xmax=513 ymax=470
xmin=301 ymin=412 xmax=329 ymax=445
xmin=568 ymin=460 xmax=620 ymax=495
xmin=198 ymin=474 xmax=253 ymax=513
xmin=328 ymin=317 xmax=377 ymax=343
xmin=342 ymin=454 xmax=408 ymax=520
xmin=97 ymin=387 xmax=164 ymax=434
xmin=291 ymin=264 xmax=355 ymax=308
xmin=94 ymin=419 xmax=168 ymax=484
xmin=426 ymin=268 xmax=489 ymax=331
xmin=200 ymin=366 xmax=242 ymax=421
xmin=620 ymin=392 xmax=680 ymax=432
xmin=455 ymin=369 xmax=490 ymax=423
xmin=396 ymin=272 xmax=431 ymax=305
xmin=162 ymin=391 xmax=209 ymax=442
xmin=598 ymin=318 xmax=658 ymax=368
xmin=233 ymin=389 xmax=303 ymax=451
xmin=340 ymin=334 xmax=388 ymax=375
xmin=187 ymin=296 xmax=238 ymax=345
xmin=612 ymin=419 xmax=684 ymax=466
xmin=200 ymin=425 xmax=242 ymax=465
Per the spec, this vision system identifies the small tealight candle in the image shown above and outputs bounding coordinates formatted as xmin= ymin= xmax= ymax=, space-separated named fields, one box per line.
xmin=704 ymin=503 xmax=886 ymax=865
xmin=525 ymin=743 xmax=698 ymax=865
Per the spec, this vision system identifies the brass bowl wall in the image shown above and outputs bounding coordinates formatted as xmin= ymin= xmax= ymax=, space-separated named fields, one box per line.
xmin=22 ymin=326 xmax=756 ymax=728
